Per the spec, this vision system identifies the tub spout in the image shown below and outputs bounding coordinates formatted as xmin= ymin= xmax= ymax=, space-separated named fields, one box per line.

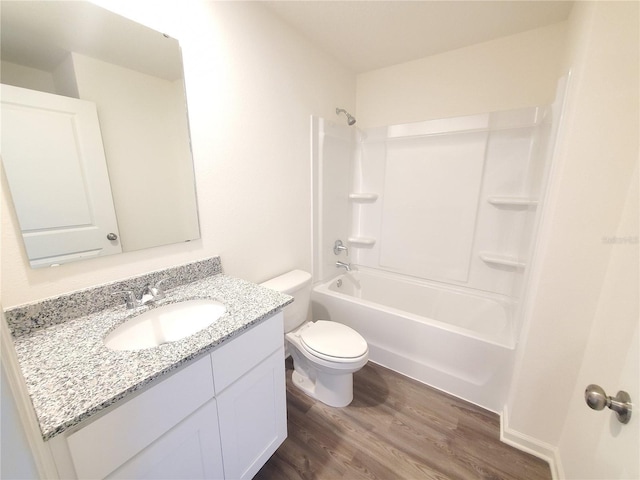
xmin=336 ymin=261 xmax=352 ymax=271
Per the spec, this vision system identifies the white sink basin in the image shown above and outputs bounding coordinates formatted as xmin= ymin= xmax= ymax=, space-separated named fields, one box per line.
xmin=104 ymin=299 xmax=226 ymax=351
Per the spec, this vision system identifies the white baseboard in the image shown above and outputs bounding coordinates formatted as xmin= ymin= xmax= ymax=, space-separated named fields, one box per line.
xmin=500 ymin=406 xmax=564 ymax=480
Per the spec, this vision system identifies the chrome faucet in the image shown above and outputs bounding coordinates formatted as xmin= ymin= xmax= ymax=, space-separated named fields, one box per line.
xmin=112 ymin=279 xmax=169 ymax=309
xmin=335 ymin=261 xmax=352 ymax=271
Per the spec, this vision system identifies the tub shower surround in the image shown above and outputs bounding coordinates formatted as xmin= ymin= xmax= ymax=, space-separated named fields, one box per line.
xmin=313 ymin=97 xmax=565 ymax=411
xmin=4 ymin=256 xmax=292 ymax=440
xmin=336 ymin=106 xmax=555 ymax=297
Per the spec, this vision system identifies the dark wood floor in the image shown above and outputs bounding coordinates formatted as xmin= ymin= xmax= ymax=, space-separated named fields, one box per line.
xmin=255 ymin=360 xmax=551 ymax=480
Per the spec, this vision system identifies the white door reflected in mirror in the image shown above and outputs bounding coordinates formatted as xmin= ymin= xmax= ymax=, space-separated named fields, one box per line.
xmin=1 ymin=84 xmax=122 ymax=267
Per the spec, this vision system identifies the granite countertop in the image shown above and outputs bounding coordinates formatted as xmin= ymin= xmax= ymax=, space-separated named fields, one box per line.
xmin=12 ymin=274 xmax=292 ymax=440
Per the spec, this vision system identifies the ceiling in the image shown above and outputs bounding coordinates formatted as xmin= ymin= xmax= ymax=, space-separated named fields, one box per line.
xmin=263 ymin=1 xmax=574 ymax=73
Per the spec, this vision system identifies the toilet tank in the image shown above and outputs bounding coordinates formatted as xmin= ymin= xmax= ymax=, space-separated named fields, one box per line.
xmin=260 ymin=270 xmax=312 ymax=333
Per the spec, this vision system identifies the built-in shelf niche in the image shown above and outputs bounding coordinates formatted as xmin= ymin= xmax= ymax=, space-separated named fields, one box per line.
xmin=348 ymin=193 xmax=378 ymax=202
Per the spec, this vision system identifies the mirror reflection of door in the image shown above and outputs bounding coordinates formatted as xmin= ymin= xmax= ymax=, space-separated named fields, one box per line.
xmin=0 ymin=1 xmax=201 ymax=269
xmin=1 ymin=84 xmax=122 ymax=267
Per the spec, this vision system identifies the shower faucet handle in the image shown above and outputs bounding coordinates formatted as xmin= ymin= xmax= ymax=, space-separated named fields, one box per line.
xmin=333 ymin=239 xmax=349 ymax=256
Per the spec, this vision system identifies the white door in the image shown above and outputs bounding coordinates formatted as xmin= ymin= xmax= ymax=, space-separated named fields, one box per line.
xmin=1 ymin=84 xmax=121 ymax=267
xmin=557 ymin=166 xmax=639 ymax=478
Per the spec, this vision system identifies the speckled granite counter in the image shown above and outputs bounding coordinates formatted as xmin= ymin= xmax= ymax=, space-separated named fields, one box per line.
xmin=8 ymin=269 xmax=292 ymax=440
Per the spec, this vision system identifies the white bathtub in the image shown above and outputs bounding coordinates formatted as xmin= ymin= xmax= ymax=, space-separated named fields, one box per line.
xmin=311 ymin=268 xmax=516 ymax=412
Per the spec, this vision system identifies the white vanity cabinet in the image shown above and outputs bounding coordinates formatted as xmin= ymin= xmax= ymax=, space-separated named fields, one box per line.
xmin=212 ymin=314 xmax=287 ymax=480
xmin=48 ymin=312 xmax=286 ymax=480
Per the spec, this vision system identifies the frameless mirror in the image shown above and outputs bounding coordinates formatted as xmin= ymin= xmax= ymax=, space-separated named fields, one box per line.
xmin=0 ymin=1 xmax=200 ymax=268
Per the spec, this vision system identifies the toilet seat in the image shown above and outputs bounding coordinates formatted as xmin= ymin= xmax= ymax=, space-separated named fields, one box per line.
xmin=299 ymin=321 xmax=368 ymax=362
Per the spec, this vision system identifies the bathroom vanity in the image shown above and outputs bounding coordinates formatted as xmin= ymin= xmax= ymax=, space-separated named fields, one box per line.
xmin=5 ymin=257 xmax=292 ymax=480
xmin=49 ymin=312 xmax=285 ymax=480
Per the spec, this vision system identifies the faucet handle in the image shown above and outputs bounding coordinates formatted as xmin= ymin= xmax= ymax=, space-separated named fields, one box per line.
xmin=149 ymin=278 xmax=169 ymax=300
xmin=334 ymin=239 xmax=349 ymax=256
xmin=112 ymin=290 xmax=137 ymax=309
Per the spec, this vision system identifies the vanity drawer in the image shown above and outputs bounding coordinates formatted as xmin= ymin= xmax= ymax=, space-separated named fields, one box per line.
xmin=210 ymin=311 xmax=284 ymax=393
xmin=65 ymin=355 xmax=215 ymax=480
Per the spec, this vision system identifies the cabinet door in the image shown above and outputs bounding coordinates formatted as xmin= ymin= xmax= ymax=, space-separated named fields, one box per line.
xmin=107 ymin=399 xmax=224 ymax=480
xmin=63 ymin=356 xmax=214 ymax=479
xmin=217 ymin=348 xmax=287 ymax=480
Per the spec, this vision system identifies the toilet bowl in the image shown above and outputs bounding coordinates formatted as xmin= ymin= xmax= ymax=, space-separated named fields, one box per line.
xmin=287 ymin=320 xmax=369 ymax=407
xmin=261 ymin=270 xmax=368 ymax=407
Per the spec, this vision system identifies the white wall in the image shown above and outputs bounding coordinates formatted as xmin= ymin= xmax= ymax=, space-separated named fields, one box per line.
xmin=52 ymin=54 xmax=80 ymax=98
xmin=356 ymin=22 xmax=567 ymax=128
xmin=0 ymin=60 xmax=56 ymax=94
xmin=0 ymin=309 xmax=58 ymax=477
xmin=504 ymin=2 xmax=639 ymax=476
xmin=1 ymin=0 xmax=356 ymax=307
xmin=1 ymin=364 xmax=40 ymax=479
xmin=70 ymin=52 xmax=199 ymax=251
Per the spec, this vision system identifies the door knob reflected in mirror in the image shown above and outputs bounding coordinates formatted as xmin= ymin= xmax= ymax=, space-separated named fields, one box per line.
xmin=585 ymin=384 xmax=632 ymax=424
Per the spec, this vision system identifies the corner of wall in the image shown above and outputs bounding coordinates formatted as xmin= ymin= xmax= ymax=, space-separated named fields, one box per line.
xmin=500 ymin=406 xmax=564 ymax=480
xmin=1 ymin=310 xmax=59 ymax=478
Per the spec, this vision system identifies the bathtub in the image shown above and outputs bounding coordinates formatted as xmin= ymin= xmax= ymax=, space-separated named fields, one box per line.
xmin=311 ymin=268 xmax=516 ymax=412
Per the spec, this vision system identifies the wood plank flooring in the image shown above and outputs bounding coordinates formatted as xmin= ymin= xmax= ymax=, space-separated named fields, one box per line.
xmin=255 ymin=360 xmax=551 ymax=480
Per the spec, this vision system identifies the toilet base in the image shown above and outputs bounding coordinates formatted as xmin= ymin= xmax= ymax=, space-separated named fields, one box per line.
xmin=291 ymin=368 xmax=354 ymax=407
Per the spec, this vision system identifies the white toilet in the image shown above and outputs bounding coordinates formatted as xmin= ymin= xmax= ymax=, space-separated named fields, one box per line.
xmin=261 ymin=270 xmax=368 ymax=407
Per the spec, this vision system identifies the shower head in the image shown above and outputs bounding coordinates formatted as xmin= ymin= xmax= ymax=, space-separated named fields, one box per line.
xmin=336 ymin=107 xmax=356 ymax=126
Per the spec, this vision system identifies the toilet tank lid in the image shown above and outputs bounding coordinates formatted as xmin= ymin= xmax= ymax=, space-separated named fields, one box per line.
xmin=260 ymin=270 xmax=312 ymax=294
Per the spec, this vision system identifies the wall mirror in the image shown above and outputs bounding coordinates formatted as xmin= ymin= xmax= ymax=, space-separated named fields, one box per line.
xmin=1 ymin=0 xmax=200 ymax=268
